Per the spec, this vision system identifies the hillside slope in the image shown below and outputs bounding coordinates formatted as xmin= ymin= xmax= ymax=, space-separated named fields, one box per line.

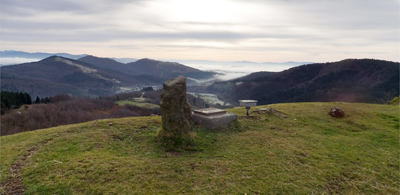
xmin=1 ymin=102 xmax=398 ymax=194
xmin=0 ymin=56 xmax=165 ymax=97
xmin=232 ymin=71 xmax=276 ymax=81
xmin=78 ymin=55 xmax=141 ymax=75
xmin=79 ymin=56 xmax=217 ymax=80
xmin=1 ymin=55 xmax=217 ymax=98
xmin=127 ymin=58 xmax=216 ymax=79
xmin=208 ymin=59 xmax=399 ymax=105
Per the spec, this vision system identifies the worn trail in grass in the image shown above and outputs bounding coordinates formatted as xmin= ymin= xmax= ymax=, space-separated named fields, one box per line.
xmin=1 ymin=102 xmax=398 ymax=194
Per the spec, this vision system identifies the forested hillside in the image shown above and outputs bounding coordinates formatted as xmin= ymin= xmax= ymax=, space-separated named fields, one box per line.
xmin=208 ymin=59 xmax=399 ymax=105
xmin=0 ymin=91 xmax=32 ymax=114
xmin=1 ymin=55 xmax=217 ymax=98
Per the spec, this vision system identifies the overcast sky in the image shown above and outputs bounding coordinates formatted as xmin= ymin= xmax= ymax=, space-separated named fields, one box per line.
xmin=1 ymin=0 xmax=399 ymax=62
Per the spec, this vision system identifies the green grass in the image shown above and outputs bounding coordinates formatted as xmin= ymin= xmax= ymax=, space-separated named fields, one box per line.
xmin=1 ymin=102 xmax=399 ymax=194
xmin=388 ymin=96 xmax=399 ymax=105
xmin=132 ymin=97 xmax=149 ymax=103
xmin=116 ymin=100 xmax=159 ymax=109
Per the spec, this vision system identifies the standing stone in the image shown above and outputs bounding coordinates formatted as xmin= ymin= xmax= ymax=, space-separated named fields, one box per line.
xmin=160 ymin=75 xmax=192 ymax=136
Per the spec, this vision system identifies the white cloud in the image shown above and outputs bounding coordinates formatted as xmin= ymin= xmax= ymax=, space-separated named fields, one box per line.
xmin=1 ymin=0 xmax=398 ymax=62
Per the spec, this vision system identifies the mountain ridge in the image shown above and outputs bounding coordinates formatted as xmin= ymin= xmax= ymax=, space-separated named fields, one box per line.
xmin=0 ymin=56 xmax=166 ymax=97
xmin=207 ymin=58 xmax=399 ymax=105
xmin=78 ymin=55 xmax=217 ymax=80
xmin=0 ymin=50 xmax=87 ymax=60
xmin=1 ymin=50 xmax=315 ymax=67
xmin=126 ymin=58 xmax=203 ymax=78
xmin=0 ymin=55 xmax=218 ymax=97
xmin=77 ymin=55 xmax=141 ymax=75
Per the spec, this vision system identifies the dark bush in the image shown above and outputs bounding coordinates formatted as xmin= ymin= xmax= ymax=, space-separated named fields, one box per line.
xmin=51 ymin=94 xmax=72 ymax=103
xmin=103 ymin=91 xmax=142 ymax=101
xmin=0 ymin=96 xmax=141 ymax=136
xmin=143 ymin=90 xmax=161 ymax=105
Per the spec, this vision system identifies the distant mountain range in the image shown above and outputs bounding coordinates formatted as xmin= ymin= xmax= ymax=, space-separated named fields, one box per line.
xmin=0 ymin=55 xmax=217 ymax=97
xmin=207 ymin=59 xmax=399 ymax=105
xmin=0 ymin=50 xmax=138 ymax=64
xmin=2 ymin=50 xmax=398 ymax=105
xmin=0 ymin=50 xmax=312 ymax=68
xmin=77 ymin=55 xmax=215 ymax=79
xmin=0 ymin=50 xmax=87 ymax=60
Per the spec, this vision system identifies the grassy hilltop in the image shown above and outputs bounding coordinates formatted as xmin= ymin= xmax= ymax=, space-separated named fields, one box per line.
xmin=1 ymin=102 xmax=399 ymax=194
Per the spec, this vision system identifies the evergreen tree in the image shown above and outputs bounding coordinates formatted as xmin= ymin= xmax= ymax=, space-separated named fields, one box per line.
xmin=44 ymin=97 xmax=51 ymax=104
xmin=26 ymin=93 xmax=32 ymax=104
xmin=3 ymin=96 xmax=12 ymax=110
xmin=14 ymin=92 xmax=22 ymax=107
xmin=0 ymin=102 xmax=5 ymax=115
xmin=35 ymin=96 xmax=41 ymax=104
xmin=19 ymin=92 xmax=27 ymax=105
xmin=0 ymin=91 xmax=34 ymax=114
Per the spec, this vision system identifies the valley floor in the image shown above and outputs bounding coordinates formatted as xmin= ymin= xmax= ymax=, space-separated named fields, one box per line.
xmin=1 ymin=102 xmax=399 ymax=194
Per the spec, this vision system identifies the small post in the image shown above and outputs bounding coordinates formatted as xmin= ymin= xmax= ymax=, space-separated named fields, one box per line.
xmin=239 ymin=100 xmax=258 ymax=117
xmin=245 ymin=107 xmax=250 ymax=116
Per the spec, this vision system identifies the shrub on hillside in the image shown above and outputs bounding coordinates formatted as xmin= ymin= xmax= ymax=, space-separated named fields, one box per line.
xmin=51 ymin=94 xmax=72 ymax=103
xmin=143 ymin=90 xmax=161 ymax=99
xmin=103 ymin=91 xmax=142 ymax=101
xmin=143 ymin=90 xmax=161 ymax=105
xmin=123 ymin=104 xmax=161 ymax=116
xmin=0 ymin=97 xmax=140 ymax=136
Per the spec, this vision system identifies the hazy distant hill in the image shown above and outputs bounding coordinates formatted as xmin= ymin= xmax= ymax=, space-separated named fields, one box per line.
xmin=0 ymin=50 xmax=139 ymax=64
xmin=111 ymin=58 xmax=137 ymax=64
xmin=1 ymin=51 xmax=217 ymax=80
xmin=0 ymin=55 xmax=218 ymax=98
xmin=127 ymin=58 xmax=196 ymax=78
xmin=208 ymin=59 xmax=399 ymax=105
xmin=126 ymin=58 xmax=215 ymax=79
xmin=0 ymin=56 xmax=165 ymax=97
xmin=79 ymin=55 xmax=216 ymax=80
xmin=0 ymin=50 xmax=87 ymax=60
xmin=78 ymin=55 xmax=141 ymax=75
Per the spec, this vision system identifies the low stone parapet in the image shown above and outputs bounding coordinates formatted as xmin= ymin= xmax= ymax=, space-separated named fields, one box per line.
xmin=192 ymin=108 xmax=237 ymax=130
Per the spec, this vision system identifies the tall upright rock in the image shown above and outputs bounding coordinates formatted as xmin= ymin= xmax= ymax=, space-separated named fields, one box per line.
xmin=160 ymin=75 xmax=192 ymax=136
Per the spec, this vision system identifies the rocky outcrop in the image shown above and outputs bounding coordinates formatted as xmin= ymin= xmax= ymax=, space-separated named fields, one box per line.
xmin=329 ymin=107 xmax=345 ymax=118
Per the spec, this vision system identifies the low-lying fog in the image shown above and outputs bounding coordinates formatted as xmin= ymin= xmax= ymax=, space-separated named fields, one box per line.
xmin=0 ymin=57 xmax=41 ymax=66
xmin=180 ymin=61 xmax=312 ymax=81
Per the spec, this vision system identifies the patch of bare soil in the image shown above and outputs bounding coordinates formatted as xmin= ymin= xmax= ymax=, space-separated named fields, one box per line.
xmin=238 ymin=116 xmax=263 ymax=120
xmin=164 ymin=151 xmax=183 ymax=157
xmin=0 ymin=138 xmax=53 ymax=194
